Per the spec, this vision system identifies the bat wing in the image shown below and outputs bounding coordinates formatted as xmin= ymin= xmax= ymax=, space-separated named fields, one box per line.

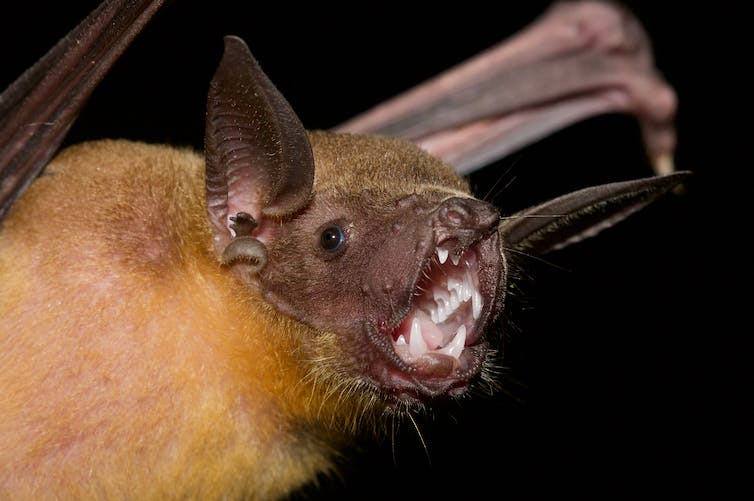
xmin=0 ymin=0 xmax=166 ymax=223
xmin=0 ymin=0 xmax=683 ymax=229
xmin=498 ymin=171 xmax=692 ymax=255
xmin=337 ymin=1 xmax=677 ymax=177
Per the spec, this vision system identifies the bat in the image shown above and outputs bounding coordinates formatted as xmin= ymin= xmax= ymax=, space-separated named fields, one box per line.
xmin=0 ymin=1 xmax=690 ymax=499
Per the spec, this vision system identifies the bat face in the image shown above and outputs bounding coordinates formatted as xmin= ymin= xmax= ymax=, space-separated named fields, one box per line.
xmin=257 ymin=132 xmax=506 ymax=402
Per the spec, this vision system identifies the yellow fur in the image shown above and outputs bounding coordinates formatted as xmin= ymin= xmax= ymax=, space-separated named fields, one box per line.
xmin=0 ymin=134 xmax=468 ymax=499
xmin=0 ymin=140 xmax=342 ymax=499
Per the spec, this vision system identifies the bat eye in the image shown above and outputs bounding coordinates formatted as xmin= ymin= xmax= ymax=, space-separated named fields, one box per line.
xmin=320 ymin=224 xmax=346 ymax=252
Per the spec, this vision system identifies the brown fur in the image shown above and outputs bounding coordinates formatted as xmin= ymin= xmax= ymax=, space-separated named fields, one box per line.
xmin=309 ymin=131 xmax=469 ymax=197
xmin=0 ymin=133 xmax=471 ymax=499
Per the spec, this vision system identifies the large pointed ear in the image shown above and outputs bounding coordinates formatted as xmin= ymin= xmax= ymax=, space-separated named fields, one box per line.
xmin=0 ymin=0 xmax=166 ymax=222
xmin=205 ymin=36 xmax=315 ymax=269
xmin=500 ymin=172 xmax=691 ymax=255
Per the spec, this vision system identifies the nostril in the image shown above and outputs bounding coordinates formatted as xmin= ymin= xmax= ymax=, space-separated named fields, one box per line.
xmin=441 ymin=206 xmax=469 ymax=226
xmin=437 ymin=198 xmax=499 ymax=230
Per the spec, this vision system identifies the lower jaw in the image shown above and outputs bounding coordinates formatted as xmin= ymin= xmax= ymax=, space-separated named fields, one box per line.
xmin=374 ymin=343 xmax=488 ymax=404
xmin=382 ymin=377 xmax=471 ymax=405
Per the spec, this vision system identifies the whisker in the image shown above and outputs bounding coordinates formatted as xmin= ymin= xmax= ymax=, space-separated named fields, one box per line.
xmin=501 ymin=244 xmax=572 ymax=273
xmin=500 ymin=213 xmax=571 ymax=221
xmin=406 ymin=410 xmax=431 ymax=466
xmin=479 ymin=153 xmax=524 ymax=204
xmin=391 ymin=413 xmax=398 ymax=466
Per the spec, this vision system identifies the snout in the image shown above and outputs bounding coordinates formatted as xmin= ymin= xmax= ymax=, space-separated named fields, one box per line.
xmin=433 ymin=197 xmax=500 ymax=251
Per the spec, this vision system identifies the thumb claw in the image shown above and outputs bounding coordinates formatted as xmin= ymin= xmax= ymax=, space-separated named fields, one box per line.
xmin=652 ymin=153 xmax=676 ymax=176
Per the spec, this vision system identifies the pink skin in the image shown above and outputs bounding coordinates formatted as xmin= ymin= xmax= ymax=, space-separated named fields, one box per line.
xmin=336 ymin=1 xmax=677 ymax=176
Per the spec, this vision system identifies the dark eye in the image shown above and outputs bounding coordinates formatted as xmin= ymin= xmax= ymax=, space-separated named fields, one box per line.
xmin=320 ymin=224 xmax=346 ymax=252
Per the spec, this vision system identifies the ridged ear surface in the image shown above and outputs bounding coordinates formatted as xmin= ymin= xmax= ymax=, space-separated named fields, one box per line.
xmin=205 ymin=36 xmax=315 ymax=259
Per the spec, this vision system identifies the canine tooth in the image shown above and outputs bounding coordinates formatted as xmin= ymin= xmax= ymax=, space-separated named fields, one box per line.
xmin=409 ymin=317 xmax=428 ymax=356
xmin=472 ymin=290 xmax=483 ymax=320
xmin=396 ymin=334 xmax=407 ymax=346
xmin=438 ymin=324 xmax=466 ymax=359
xmin=450 ymin=253 xmax=461 ymax=266
xmin=437 ymin=248 xmax=449 ymax=264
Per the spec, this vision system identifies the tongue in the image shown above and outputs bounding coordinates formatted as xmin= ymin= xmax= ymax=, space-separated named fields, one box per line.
xmin=401 ymin=314 xmax=461 ymax=377
xmin=412 ymin=311 xmax=444 ymax=350
xmin=393 ymin=310 xmax=468 ymax=367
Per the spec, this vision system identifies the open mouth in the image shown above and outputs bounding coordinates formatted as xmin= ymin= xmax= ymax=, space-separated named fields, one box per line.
xmin=358 ymin=195 xmax=503 ymax=401
xmin=389 ymin=245 xmax=484 ymax=376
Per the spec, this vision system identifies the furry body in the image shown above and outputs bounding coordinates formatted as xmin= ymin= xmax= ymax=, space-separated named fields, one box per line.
xmin=0 ymin=134 xmax=472 ymax=499
xmin=0 ymin=4 xmax=688 ymax=497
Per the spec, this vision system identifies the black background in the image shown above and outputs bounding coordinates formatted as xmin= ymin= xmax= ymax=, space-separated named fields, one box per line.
xmin=2 ymin=1 xmax=750 ymax=499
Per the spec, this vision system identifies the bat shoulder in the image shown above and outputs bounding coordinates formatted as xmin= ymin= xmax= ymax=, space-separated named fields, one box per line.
xmin=0 ymin=139 xmax=210 ymax=273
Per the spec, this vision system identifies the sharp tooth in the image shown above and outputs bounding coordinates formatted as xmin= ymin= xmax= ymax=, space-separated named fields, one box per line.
xmin=409 ymin=317 xmax=428 ymax=356
xmin=450 ymin=253 xmax=461 ymax=266
xmin=430 ymin=309 xmax=438 ymax=324
xmin=472 ymin=290 xmax=483 ymax=320
xmin=447 ymin=276 xmax=460 ymax=292
xmin=459 ymin=280 xmax=470 ymax=302
xmin=433 ymin=288 xmax=449 ymax=303
xmin=449 ymin=290 xmax=460 ymax=311
xmin=437 ymin=248 xmax=448 ymax=264
xmin=436 ymin=302 xmax=446 ymax=323
xmin=433 ymin=289 xmax=449 ymax=323
xmin=396 ymin=334 xmax=407 ymax=345
xmin=438 ymin=324 xmax=466 ymax=359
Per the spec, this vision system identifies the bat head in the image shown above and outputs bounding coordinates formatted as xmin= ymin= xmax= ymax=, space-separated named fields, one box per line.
xmin=263 ymin=131 xmax=508 ymax=400
xmin=204 ymin=36 xmax=688 ymax=407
